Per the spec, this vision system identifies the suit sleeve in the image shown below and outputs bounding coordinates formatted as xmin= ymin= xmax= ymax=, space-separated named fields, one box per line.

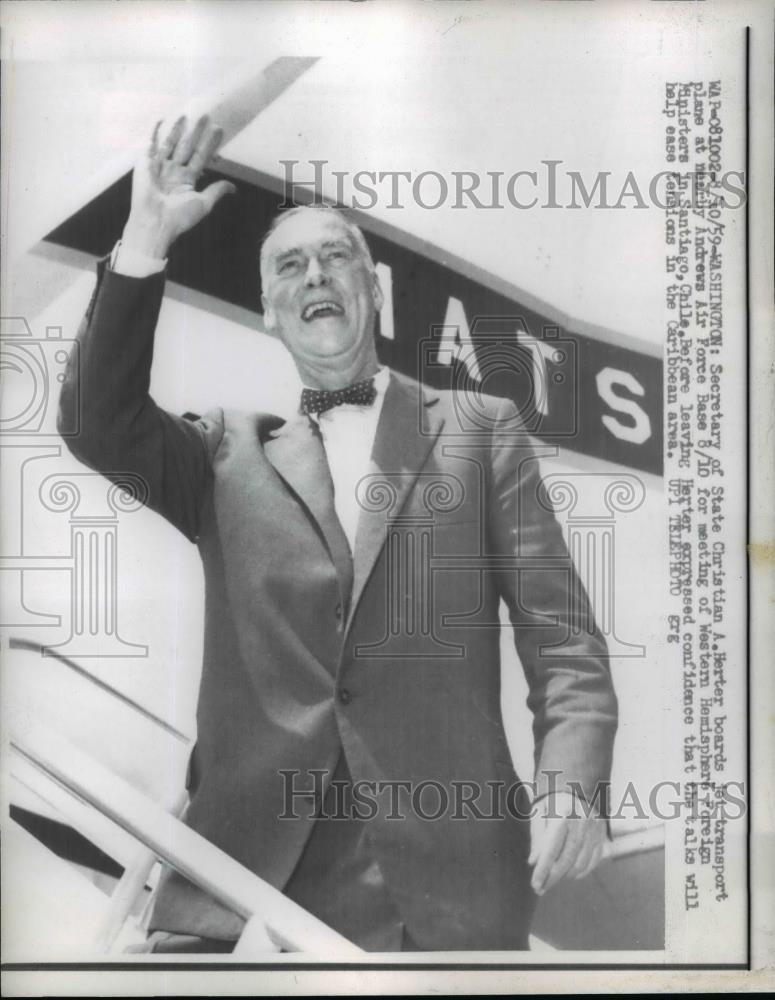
xmin=57 ymin=258 xmax=224 ymax=542
xmin=487 ymin=397 xmax=618 ymax=813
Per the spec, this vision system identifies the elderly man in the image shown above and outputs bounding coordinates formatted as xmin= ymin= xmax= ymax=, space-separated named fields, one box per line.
xmin=59 ymin=116 xmax=618 ymax=952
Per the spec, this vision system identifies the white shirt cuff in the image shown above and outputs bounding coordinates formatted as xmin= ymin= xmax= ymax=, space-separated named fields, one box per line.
xmin=109 ymin=240 xmax=167 ymax=277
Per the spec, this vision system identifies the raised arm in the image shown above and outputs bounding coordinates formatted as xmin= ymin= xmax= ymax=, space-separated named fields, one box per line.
xmin=58 ymin=117 xmax=236 ymax=541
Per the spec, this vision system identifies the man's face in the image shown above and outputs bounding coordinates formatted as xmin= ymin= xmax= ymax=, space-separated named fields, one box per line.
xmin=260 ymin=211 xmax=383 ymax=380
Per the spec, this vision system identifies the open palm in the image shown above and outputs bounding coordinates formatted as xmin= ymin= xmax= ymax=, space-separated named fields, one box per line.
xmin=125 ymin=115 xmax=235 ymax=255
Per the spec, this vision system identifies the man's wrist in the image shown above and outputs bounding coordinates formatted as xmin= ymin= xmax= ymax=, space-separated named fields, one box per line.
xmin=121 ymin=215 xmax=174 ymax=259
xmin=110 ymin=240 xmax=167 ymax=278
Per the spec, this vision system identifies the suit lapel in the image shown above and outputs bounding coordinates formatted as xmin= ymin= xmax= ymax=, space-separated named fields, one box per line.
xmin=346 ymin=372 xmax=444 ymax=634
xmin=264 ymin=415 xmax=354 ymax=605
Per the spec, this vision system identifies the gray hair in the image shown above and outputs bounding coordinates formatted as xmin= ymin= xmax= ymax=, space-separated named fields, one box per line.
xmin=259 ymin=204 xmax=376 ymax=281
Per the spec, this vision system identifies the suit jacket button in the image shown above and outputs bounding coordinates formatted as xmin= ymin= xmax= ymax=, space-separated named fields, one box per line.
xmin=338 ymin=687 xmax=351 ymax=705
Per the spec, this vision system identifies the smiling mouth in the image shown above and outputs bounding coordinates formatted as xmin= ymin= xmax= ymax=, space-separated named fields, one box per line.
xmin=301 ymin=301 xmax=345 ymax=321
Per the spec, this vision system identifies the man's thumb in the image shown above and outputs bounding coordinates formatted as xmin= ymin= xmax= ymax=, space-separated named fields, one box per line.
xmin=200 ymin=180 xmax=237 ymax=212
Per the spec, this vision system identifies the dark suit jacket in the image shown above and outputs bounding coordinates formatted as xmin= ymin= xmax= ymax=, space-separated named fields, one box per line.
xmin=58 ymin=260 xmax=618 ymax=950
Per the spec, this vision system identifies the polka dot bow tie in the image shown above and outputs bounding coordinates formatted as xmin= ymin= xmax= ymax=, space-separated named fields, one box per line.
xmin=300 ymin=377 xmax=377 ymax=416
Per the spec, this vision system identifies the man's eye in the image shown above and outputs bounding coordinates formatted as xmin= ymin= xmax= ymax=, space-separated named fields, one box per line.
xmin=324 ymin=248 xmax=351 ymax=264
xmin=277 ymin=259 xmax=301 ymax=274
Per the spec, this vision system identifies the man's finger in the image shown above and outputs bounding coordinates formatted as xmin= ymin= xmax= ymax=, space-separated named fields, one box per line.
xmin=530 ymin=820 xmax=568 ymax=895
xmin=528 ymin=811 xmax=544 ymax=867
xmin=188 ymin=124 xmax=226 ymax=175
xmin=570 ymin=821 xmax=607 ymax=878
xmin=199 ymin=180 xmax=237 ymax=213
xmin=148 ymin=121 xmax=162 ymax=157
xmin=173 ymin=115 xmax=210 ymax=166
xmin=575 ymin=840 xmax=605 ymax=881
xmin=568 ymin=834 xmax=595 ymax=879
xmin=146 ymin=121 xmax=166 ymax=180
xmin=160 ymin=116 xmax=187 ymax=159
xmin=539 ymin=819 xmax=585 ymax=894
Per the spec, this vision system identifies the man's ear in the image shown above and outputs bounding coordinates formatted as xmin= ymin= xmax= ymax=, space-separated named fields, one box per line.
xmin=261 ymin=293 xmax=276 ymax=333
xmin=371 ymin=270 xmax=384 ymax=313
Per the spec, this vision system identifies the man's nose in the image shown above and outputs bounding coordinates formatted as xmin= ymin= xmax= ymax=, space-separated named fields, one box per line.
xmin=304 ymin=255 xmax=329 ymax=286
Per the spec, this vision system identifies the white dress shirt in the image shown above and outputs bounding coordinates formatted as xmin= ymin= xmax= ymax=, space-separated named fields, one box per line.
xmin=110 ymin=242 xmax=387 ymax=555
xmin=307 ymin=367 xmax=389 ymax=554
